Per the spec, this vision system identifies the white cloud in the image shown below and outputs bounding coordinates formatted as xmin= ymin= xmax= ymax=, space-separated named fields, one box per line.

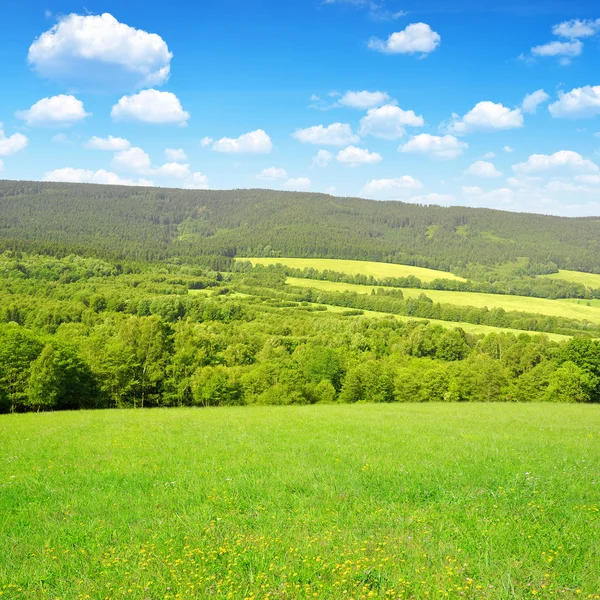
xmin=0 ymin=160 xmax=3 ymax=172
xmin=463 ymin=186 xmax=517 ymax=207
xmin=522 ymin=89 xmax=550 ymax=114
xmin=464 ymin=160 xmax=503 ymax=178
xmin=16 ymin=94 xmax=89 ymax=127
xmin=212 ymin=130 xmax=272 ymax=154
xmin=200 ymin=136 xmax=214 ymax=148
xmin=43 ymin=167 xmax=153 ymax=186
xmin=337 ymin=90 xmax=392 ymax=109
xmin=359 ymin=104 xmax=424 ymax=140
xmin=324 ymin=186 xmax=337 ymax=195
xmin=111 ymin=89 xmax=189 ymax=126
xmin=85 ymin=135 xmax=131 ymax=151
xmin=399 ymin=134 xmax=467 ymax=160
xmin=513 ymin=150 xmax=599 ymax=174
xmin=552 ymin=19 xmax=600 ymax=39
xmin=183 ymin=173 xmax=209 ymax=189
xmin=155 ymin=162 xmax=191 ymax=178
xmin=504 ymin=146 xmax=514 ymax=153
xmin=111 ymin=147 xmax=153 ymax=174
xmin=531 ymin=40 xmax=582 ymax=58
xmin=257 ymin=167 xmax=288 ymax=180
xmin=0 ymin=124 xmax=28 ymax=156
xmin=311 ymin=150 xmax=334 ymax=168
xmin=282 ymin=177 xmax=312 ymax=191
xmin=368 ymin=23 xmax=441 ymax=55
xmin=336 ymin=145 xmax=382 ymax=167
xmin=28 ymin=13 xmax=172 ymax=89
xmin=549 ymin=85 xmax=600 ymax=119
xmin=362 ymin=176 xmax=423 ymax=198
xmin=292 ymin=123 xmax=359 ymax=146
xmin=483 ymin=152 xmax=496 ymax=159
xmin=446 ymin=101 xmax=524 ymax=135
xmin=164 ymin=148 xmax=187 ymax=162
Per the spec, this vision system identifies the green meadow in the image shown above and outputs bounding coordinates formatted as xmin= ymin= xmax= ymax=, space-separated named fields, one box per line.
xmin=1 ymin=405 xmax=599 ymax=599
xmin=286 ymin=278 xmax=600 ymax=325
xmin=238 ymin=258 xmax=466 ymax=283
xmin=543 ymin=270 xmax=600 ymax=289
xmin=323 ymin=304 xmax=569 ymax=341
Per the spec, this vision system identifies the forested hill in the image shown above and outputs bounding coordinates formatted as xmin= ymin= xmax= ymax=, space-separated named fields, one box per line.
xmin=1 ymin=180 xmax=599 ymax=272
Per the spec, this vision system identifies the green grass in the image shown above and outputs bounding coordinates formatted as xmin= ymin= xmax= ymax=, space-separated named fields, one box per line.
xmin=1 ymin=405 xmax=599 ymax=599
xmin=237 ymin=257 xmax=465 ymax=283
xmin=322 ymin=303 xmax=569 ymax=341
xmin=286 ymin=277 xmax=600 ymax=325
xmin=543 ymin=270 xmax=600 ymax=289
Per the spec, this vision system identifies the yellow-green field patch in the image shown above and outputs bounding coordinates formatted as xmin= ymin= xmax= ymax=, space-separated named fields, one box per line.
xmin=237 ymin=257 xmax=465 ymax=282
xmin=286 ymin=277 xmax=600 ymax=324
xmin=321 ymin=303 xmax=569 ymax=340
xmin=543 ymin=269 xmax=600 ymax=288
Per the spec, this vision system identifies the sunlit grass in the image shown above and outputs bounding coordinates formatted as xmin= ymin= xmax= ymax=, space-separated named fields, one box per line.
xmin=286 ymin=277 xmax=600 ymax=325
xmin=543 ymin=270 xmax=600 ymax=289
xmin=237 ymin=257 xmax=465 ymax=283
xmin=1 ymin=404 xmax=599 ymax=599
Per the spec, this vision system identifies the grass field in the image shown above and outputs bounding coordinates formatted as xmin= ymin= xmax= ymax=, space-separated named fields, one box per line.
xmin=237 ymin=258 xmax=465 ymax=283
xmin=323 ymin=304 xmax=570 ymax=341
xmin=543 ymin=270 xmax=600 ymax=289
xmin=1 ymin=405 xmax=599 ymax=599
xmin=286 ymin=278 xmax=600 ymax=325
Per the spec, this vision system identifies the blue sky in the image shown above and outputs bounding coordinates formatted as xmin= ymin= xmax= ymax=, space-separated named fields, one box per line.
xmin=1 ymin=0 xmax=600 ymax=215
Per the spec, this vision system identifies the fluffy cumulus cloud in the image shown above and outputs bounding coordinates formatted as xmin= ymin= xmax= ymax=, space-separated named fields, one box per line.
xmin=154 ymin=162 xmax=191 ymax=178
xmin=553 ymin=19 xmax=600 ymax=38
xmin=359 ymin=104 xmax=424 ymax=140
xmin=282 ymin=177 xmax=312 ymax=191
xmin=0 ymin=124 xmax=28 ymax=156
xmin=446 ymin=101 xmax=524 ymax=135
xmin=28 ymin=13 xmax=172 ymax=90
xmin=183 ymin=173 xmax=209 ymax=189
xmin=549 ymin=85 xmax=600 ymax=119
xmin=257 ymin=167 xmax=288 ymax=180
xmin=311 ymin=150 xmax=333 ymax=168
xmin=336 ymin=145 xmax=382 ymax=167
xmin=399 ymin=134 xmax=467 ymax=160
xmin=465 ymin=160 xmax=503 ymax=178
xmin=111 ymin=147 xmax=153 ymax=174
xmin=16 ymin=95 xmax=89 ymax=127
xmin=111 ymin=90 xmax=190 ymax=126
xmin=43 ymin=167 xmax=153 ymax=186
xmin=512 ymin=150 xmax=599 ymax=174
xmin=200 ymin=137 xmax=214 ymax=148
xmin=337 ymin=90 xmax=392 ymax=109
xmin=85 ymin=136 xmax=131 ymax=151
xmin=212 ymin=129 xmax=272 ymax=153
xmin=531 ymin=40 xmax=582 ymax=58
xmin=361 ymin=176 xmax=423 ymax=199
xmin=522 ymin=89 xmax=550 ymax=114
xmin=292 ymin=123 xmax=359 ymax=146
xmin=368 ymin=23 xmax=440 ymax=55
xmin=164 ymin=148 xmax=187 ymax=162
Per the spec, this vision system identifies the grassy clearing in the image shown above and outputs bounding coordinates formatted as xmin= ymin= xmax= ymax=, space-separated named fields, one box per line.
xmin=322 ymin=303 xmax=569 ymax=341
xmin=286 ymin=277 xmax=600 ymax=325
xmin=543 ymin=270 xmax=600 ymax=288
xmin=1 ymin=405 xmax=599 ymax=599
xmin=237 ymin=257 xmax=465 ymax=283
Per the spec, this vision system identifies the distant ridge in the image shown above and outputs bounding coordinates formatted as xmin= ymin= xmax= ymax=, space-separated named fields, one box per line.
xmin=1 ymin=180 xmax=599 ymax=272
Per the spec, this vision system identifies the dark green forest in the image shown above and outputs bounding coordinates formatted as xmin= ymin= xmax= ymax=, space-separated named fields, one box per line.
xmin=2 ymin=181 xmax=600 ymax=413
xmin=2 ymin=180 xmax=600 ymax=272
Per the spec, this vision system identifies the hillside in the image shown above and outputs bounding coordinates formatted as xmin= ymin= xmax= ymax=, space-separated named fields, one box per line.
xmin=1 ymin=180 xmax=600 ymax=272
